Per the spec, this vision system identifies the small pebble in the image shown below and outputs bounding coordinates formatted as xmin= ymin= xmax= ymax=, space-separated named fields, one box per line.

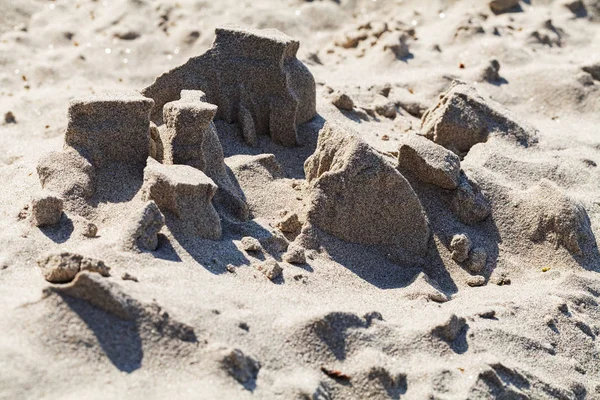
xmin=4 ymin=111 xmax=16 ymax=124
xmin=466 ymin=275 xmax=486 ymax=287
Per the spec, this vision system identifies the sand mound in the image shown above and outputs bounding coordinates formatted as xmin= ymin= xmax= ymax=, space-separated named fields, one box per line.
xmin=517 ymin=180 xmax=592 ymax=255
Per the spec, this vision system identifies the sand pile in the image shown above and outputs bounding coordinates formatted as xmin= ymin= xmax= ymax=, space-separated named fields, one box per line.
xmin=1 ymin=0 xmax=600 ymax=398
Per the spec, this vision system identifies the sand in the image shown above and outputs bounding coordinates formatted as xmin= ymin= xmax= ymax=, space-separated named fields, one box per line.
xmin=1 ymin=0 xmax=600 ymax=399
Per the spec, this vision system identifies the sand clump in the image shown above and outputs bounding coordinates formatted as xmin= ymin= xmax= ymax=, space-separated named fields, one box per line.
xmin=254 ymin=259 xmax=283 ymax=281
xmin=241 ymin=236 xmax=262 ymax=253
xmin=37 ymin=150 xmax=96 ymax=199
xmin=282 ymin=243 xmax=307 ymax=265
xmin=304 ymin=122 xmax=430 ymax=258
xmin=450 ymin=233 xmax=472 ymax=263
xmin=421 ymin=80 xmax=539 ymax=156
xmin=37 ymin=252 xmax=110 ymax=283
xmin=122 ymin=201 xmax=165 ymax=252
xmin=450 ymin=174 xmax=491 ymax=225
xmin=517 ymin=180 xmax=592 ymax=255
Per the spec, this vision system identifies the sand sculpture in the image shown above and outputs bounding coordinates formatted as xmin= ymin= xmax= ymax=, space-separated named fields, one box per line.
xmin=15 ymin=16 xmax=600 ymax=398
xmin=34 ymin=27 xmax=319 ymax=239
xmin=142 ymin=27 xmax=317 ymax=147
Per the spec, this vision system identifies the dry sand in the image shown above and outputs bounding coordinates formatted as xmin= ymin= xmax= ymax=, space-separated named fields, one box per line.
xmin=1 ymin=0 xmax=600 ymax=399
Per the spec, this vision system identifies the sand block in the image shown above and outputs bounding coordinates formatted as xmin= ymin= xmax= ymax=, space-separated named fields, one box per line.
xmin=122 ymin=201 xmax=165 ymax=252
xmin=397 ymin=134 xmax=461 ymax=190
xmin=421 ymin=81 xmax=538 ymax=156
xmin=37 ymin=150 xmax=96 ymax=199
xmin=142 ymin=27 xmax=316 ymax=147
xmin=162 ymin=100 xmax=218 ymax=167
xmin=37 ymin=252 xmax=110 ymax=283
xmin=30 ymin=191 xmax=63 ymax=227
xmin=450 ymin=174 xmax=491 ymax=225
xmin=142 ymin=158 xmax=221 ymax=240
xmin=304 ymin=122 xmax=430 ymax=257
xmin=65 ymin=92 xmax=154 ymax=168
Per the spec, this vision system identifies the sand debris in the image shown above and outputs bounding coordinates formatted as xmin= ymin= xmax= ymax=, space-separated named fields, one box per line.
xmin=255 ymin=259 xmax=283 ymax=281
xmin=277 ymin=212 xmax=302 ymax=233
xmin=218 ymin=347 xmax=261 ymax=386
xmin=241 ymin=236 xmax=262 ymax=253
xmin=468 ymin=248 xmax=488 ymax=273
xmin=331 ymin=91 xmax=354 ymax=111
xmin=282 ymin=243 xmax=306 ymax=264
xmin=450 ymin=234 xmax=472 ymax=263
xmin=4 ymin=111 xmax=16 ymax=124
xmin=466 ymin=275 xmax=486 ymax=287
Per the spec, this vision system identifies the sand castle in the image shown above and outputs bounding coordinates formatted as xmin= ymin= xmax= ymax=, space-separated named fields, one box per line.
xmin=142 ymin=27 xmax=317 ymax=147
xmin=13 ymin=16 xmax=600 ymax=398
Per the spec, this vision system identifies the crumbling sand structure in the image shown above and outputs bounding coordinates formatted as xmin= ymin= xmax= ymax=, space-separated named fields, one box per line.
xmin=142 ymin=27 xmax=317 ymax=147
